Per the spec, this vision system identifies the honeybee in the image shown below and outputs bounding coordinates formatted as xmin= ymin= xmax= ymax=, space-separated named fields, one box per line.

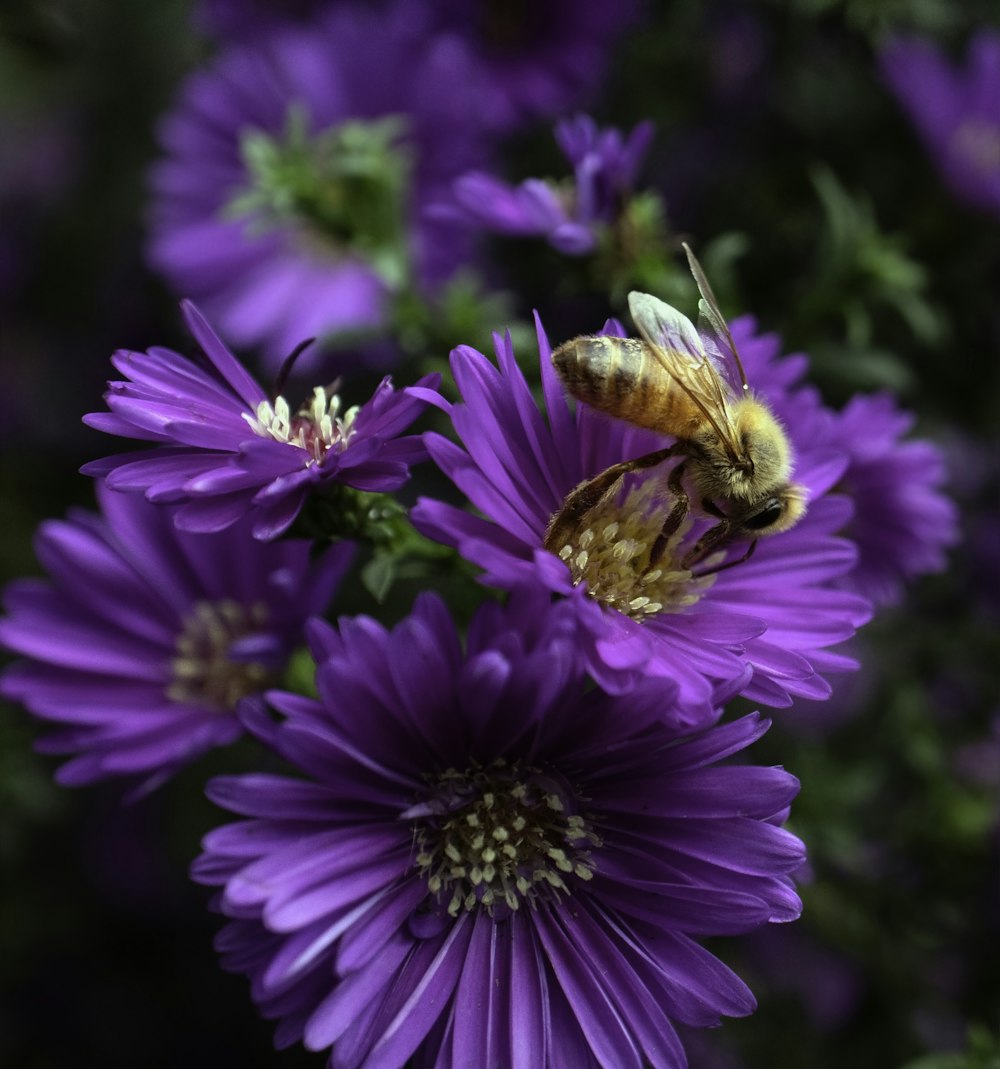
xmin=545 ymin=243 xmax=806 ymax=571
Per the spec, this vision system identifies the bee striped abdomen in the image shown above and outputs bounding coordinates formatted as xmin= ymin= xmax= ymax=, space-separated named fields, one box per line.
xmin=552 ymin=336 xmax=701 ymax=436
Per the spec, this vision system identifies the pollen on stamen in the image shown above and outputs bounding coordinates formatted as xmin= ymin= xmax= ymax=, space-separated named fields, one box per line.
xmin=412 ymin=760 xmax=600 ymax=917
xmin=242 ymin=386 xmax=359 ymax=464
xmin=167 ymin=599 xmax=274 ymax=710
xmin=553 ymin=476 xmax=718 ymax=620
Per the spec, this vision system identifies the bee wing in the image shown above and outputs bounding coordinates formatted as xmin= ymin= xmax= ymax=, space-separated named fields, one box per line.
xmin=627 ymin=289 xmax=743 ymax=458
xmin=682 ymin=242 xmax=750 ymax=394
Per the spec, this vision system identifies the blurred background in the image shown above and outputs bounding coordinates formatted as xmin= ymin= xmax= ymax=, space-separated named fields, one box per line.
xmin=0 ymin=1 xmax=997 ymax=1066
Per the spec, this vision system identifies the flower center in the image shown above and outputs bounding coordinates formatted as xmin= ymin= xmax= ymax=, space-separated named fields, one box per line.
xmin=229 ymin=107 xmax=412 ymax=288
xmin=167 ymin=599 xmax=274 ymax=711
xmin=412 ymin=759 xmax=600 ymax=917
xmin=243 ymin=386 xmax=359 ymax=464
xmin=553 ymin=476 xmax=718 ymax=619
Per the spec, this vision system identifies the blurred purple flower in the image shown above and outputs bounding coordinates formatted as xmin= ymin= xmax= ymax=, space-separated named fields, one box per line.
xmin=426 ymin=0 xmax=641 ymax=133
xmin=805 ymin=393 xmax=958 ymax=606
xmin=0 ymin=484 xmax=352 ymax=793
xmin=881 ymin=32 xmax=1000 ymax=216
xmin=441 ymin=114 xmax=654 ymax=255
xmin=410 ymin=315 xmax=871 ymax=722
xmin=148 ymin=2 xmax=489 ymax=371
xmin=728 ymin=329 xmax=958 ymax=606
xmin=194 ymin=588 xmax=804 ymax=1068
xmin=193 ymin=0 xmax=323 ymax=38
xmin=83 ymin=302 xmax=439 ymax=540
xmin=743 ymin=923 xmax=864 ymax=1033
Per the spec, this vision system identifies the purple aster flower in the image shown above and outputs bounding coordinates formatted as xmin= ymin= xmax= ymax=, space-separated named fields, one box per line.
xmin=713 ymin=323 xmax=957 ymax=607
xmin=426 ymin=0 xmax=641 ymax=133
xmin=193 ymin=589 xmax=804 ymax=1068
xmin=442 ymin=114 xmax=654 ymax=255
xmin=410 ymin=313 xmax=871 ymax=720
xmin=82 ymin=302 xmax=439 ymax=540
xmin=0 ymin=484 xmax=352 ymax=793
xmin=148 ymin=2 xmax=489 ymax=370
xmin=881 ymin=32 xmax=1000 ymax=216
xmin=808 ymin=392 xmax=958 ymax=606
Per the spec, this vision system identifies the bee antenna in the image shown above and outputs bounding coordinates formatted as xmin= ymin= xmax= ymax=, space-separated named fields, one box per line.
xmin=271 ymin=337 xmax=317 ymax=400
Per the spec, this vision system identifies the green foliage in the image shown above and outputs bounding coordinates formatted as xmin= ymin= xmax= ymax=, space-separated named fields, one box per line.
xmin=900 ymin=1026 xmax=1000 ymax=1069
xmin=231 ymin=107 xmax=412 ymax=289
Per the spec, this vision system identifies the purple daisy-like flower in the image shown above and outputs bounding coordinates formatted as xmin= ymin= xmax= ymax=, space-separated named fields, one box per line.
xmin=810 ymin=392 xmax=958 ymax=606
xmin=82 ymin=302 xmax=438 ymax=540
xmin=716 ymin=323 xmax=957 ymax=607
xmin=148 ymin=2 xmax=489 ymax=370
xmin=442 ymin=114 xmax=654 ymax=255
xmin=0 ymin=484 xmax=352 ymax=793
xmin=193 ymin=589 xmax=804 ymax=1068
xmin=410 ymin=313 xmax=871 ymax=720
xmin=881 ymin=32 xmax=1000 ymax=217
xmin=426 ymin=0 xmax=641 ymax=133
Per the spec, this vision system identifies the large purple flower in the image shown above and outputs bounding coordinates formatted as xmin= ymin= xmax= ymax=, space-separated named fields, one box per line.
xmin=410 ymin=314 xmax=871 ymax=720
xmin=0 ymin=484 xmax=352 ymax=792
xmin=82 ymin=302 xmax=438 ymax=540
xmin=193 ymin=589 xmax=804 ymax=1068
xmin=881 ymin=32 xmax=1000 ymax=217
xmin=148 ymin=2 xmax=490 ymax=369
xmin=442 ymin=114 xmax=654 ymax=255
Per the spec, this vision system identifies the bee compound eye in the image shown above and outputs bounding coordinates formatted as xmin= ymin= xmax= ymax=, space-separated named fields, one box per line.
xmin=744 ymin=499 xmax=785 ymax=531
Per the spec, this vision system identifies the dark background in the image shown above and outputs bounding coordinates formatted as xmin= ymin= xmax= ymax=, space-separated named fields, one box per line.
xmin=1 ymin=1 xmax=997 ymax=1067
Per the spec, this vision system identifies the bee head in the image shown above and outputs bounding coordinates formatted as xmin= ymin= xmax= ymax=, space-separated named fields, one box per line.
xmin=736 ymin=483 xmax=807 ymax=536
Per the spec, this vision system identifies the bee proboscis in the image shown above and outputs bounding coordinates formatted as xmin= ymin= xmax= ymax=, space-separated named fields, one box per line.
xmin=545 ymin=244 xmax=806 ymax=572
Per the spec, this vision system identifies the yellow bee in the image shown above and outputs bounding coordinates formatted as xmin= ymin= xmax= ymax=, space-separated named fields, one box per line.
xmin=545 ymin=244 xmax=806 ymax=571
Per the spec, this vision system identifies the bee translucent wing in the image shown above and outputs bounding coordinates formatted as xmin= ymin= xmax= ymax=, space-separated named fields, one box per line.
xmin=682 ymin=242 xmax=749 ymax=393
xmin=627 ymin=290 xmax=704 ymax=362
xmin=627 ymin=290 xmax=742 ymax=457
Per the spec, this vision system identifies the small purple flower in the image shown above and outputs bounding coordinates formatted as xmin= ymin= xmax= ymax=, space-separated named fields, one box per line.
xmin=810 ymin=393 xmax=958 ymax=606
xmin=881 ymin=32 xmax=1000 ymax=216
xmin=148 ymin=3 xmax=489 ymax=370
xmin=410 ymin=315 xmax=871 ymax=721
xmin=194 ymin=589 xmax=804 ymax=1068
xmin=0 ymin=484 xmax=352 ymax=793
xmin=82 ymin=302 xmax=438 ymax=540
xmin=442 ymin=114 xmax=654 ymax=255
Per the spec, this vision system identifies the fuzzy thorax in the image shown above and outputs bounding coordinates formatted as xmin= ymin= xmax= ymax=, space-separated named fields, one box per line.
xmin=689 ymin=395 xmax=793 ymax=502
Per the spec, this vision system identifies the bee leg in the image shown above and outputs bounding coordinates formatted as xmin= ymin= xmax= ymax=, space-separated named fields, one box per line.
xmin=649 ymin=462 xmax=690 ymax=565
xmin=680 ymin=520 xmax=734 ymax=571
xmin=544 ymin=444 xmax=680 ymax=554
xmin=691 ymin=537 xmax=758 ymax=578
